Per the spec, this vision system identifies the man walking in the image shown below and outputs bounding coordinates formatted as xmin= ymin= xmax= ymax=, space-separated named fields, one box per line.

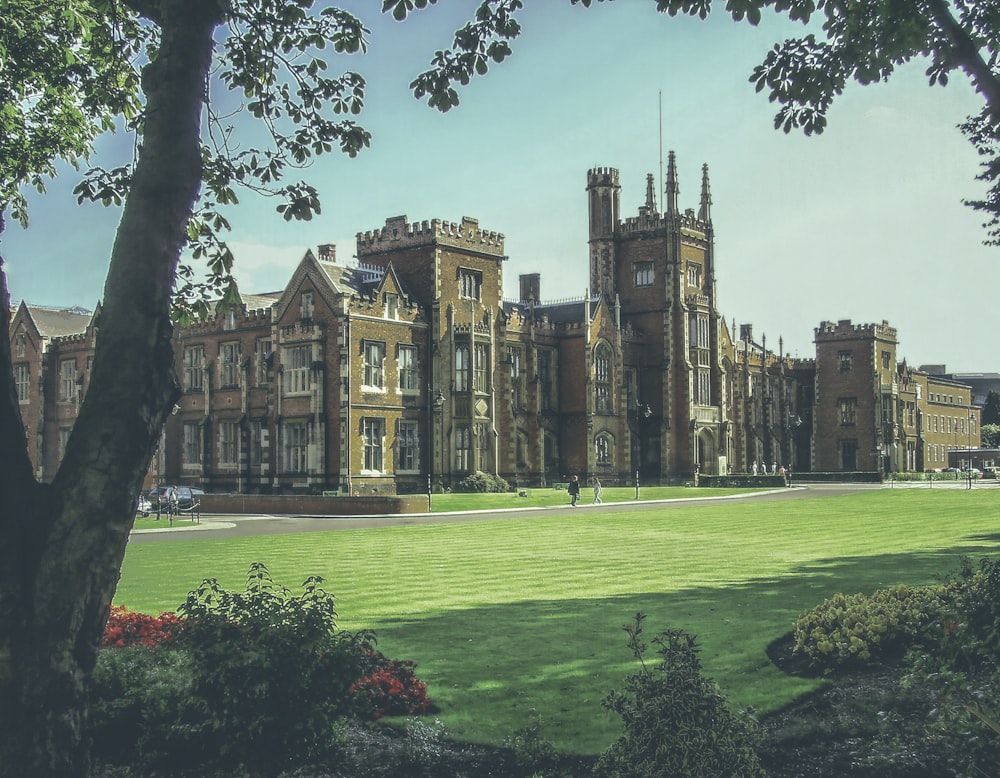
xmin=568 ymin=475 xmax=581 ymax=507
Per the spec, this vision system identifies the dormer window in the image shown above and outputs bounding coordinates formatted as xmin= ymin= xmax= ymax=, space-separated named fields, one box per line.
xmin=385 ymin=292 xmax=399 ymax=319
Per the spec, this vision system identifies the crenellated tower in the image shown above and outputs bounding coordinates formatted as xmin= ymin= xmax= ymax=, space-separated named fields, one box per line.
xmin=587 ymin=167 xmax=620 ymax=300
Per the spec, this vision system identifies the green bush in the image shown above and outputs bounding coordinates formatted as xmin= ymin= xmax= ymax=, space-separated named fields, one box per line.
xmin=454 ymin=470 xmax=510 ymax=493
xmin=90 ymin=646 xmax=203 ymax=769
xmin=173 ymin=562 xmax=374 ymax=770
xmin=792 ymin=584 xmax=945 ymax=670
xmin=905 ymin=558 xmax=1000 ymax=776
xmin=597 ymin=613 xmax=765 ymax=777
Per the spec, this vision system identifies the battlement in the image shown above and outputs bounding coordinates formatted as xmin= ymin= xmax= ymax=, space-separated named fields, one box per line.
xmin=587 ymin=167 xmax=620 ymax=188
xmin=814 ymin=319 xmax=897 ymax=342
xmin=356 ymin=215 xmax=505 ymax=257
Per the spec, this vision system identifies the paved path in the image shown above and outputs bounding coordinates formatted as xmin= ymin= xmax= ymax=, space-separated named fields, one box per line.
xmin=128 ymin=481 xmax=930 ymax=543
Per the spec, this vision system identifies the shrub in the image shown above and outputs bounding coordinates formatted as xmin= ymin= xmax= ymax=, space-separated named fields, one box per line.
xmin=90 ymin=646 xmax=203 ymax=769
xmin=455 ymin=470 xmax=510 ymax=493
xmin=101 ymin=605 xmax=183 ymax=649
xmin=173 ymin=562 xmax=376 ymax=770
xmin=351 ymin=647 xmax=432 ymax=719
xmin=792 ymin=584 xmax=945 ymax=670
xmin=597 ymin=613 xmax=765 ymax=777
xmin=904 ymin=558 xmax=1000 ymax=776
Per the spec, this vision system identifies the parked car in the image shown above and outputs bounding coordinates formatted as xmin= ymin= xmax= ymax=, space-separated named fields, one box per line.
xmin=982 ymin=467 xmax=998 ymax=479
xmin=136 ymin=495 xmax=152 ymax=517
xmin=963 ymin=468 xmax=982 ymax=478
xmin=147 ymin=485 xmax=204 ymax=512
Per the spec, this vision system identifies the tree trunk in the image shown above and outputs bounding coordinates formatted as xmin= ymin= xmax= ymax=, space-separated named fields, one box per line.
xmin=0 ymin=2 xmax=224 ymax=774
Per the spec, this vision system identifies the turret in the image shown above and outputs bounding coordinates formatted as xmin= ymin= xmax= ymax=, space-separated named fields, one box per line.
xmin=587 ymin=167 xmax=621 ymax=298
xmin=665 ymin=151 xmax=679 ymax=217
xmin=698 ymin=163 xmax=712 ymax=223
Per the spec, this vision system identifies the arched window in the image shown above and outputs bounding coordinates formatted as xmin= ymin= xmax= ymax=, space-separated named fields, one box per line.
xmin=596 ymin=433 xmax=613 ymax=465
xmin=594 ymin=343 xmax=612 ymax=413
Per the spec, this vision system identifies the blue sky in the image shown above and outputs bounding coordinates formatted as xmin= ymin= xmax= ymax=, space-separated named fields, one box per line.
xmin=3 ymin=2 xmax=995 ymax=372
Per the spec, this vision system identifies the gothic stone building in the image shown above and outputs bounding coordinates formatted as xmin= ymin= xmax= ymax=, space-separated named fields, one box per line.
xmin=9 ymin=159 xmax=981 ymax=493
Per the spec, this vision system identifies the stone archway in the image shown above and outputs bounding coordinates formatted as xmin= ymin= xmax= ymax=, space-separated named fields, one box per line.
xmin=697 ymin=428 xmax=717 ymax=475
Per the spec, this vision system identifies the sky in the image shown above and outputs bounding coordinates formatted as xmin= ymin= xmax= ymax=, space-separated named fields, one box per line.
xmin=3 ymin=2 xmax=996 ymax=372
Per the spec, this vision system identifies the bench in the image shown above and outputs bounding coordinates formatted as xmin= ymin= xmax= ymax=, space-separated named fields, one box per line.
xmin=552 ymin=482 xmax=569 ymax=491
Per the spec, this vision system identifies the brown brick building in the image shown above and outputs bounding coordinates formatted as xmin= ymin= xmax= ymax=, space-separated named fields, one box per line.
xmin=9 ymin=160 xmax=982 ymax=493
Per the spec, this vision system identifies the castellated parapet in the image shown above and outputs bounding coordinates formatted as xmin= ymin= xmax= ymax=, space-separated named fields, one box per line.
xmin=356 ymin=215 xmax=505 ymax=257
xmin=814 ymin=319 xmax=897 ymax=341
xmin=587 ymin=167 xmax=620 ymax=189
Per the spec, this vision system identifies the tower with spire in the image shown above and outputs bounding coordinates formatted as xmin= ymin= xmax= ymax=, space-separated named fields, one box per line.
xmin=583 ymin=155 xmax=725 ymax=479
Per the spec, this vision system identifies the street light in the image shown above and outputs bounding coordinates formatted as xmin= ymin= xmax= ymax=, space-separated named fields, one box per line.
xmin=428 ymin=390 xmax=445 ymax=508
xmin=968 ymin=412 xmax=975 ymax=490
xmin=634 ymin=402 xmax=651 ymax=499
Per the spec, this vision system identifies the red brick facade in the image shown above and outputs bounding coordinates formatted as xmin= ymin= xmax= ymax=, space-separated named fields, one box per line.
xmin=10 ymin=162 xmax=981 ymax=492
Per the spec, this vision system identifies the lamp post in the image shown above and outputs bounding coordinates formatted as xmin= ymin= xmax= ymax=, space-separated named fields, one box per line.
xmin=429 ymin=390 xmax=445 ymax=508
xmin=968 ymin=412 xmax=974 ymax=490
xmin=634 ymin=402 xmax=651 ymax=500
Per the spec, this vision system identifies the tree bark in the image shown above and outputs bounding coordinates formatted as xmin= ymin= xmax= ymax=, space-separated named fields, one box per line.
xmin=0 ymin=1 xmax=225 ymax=774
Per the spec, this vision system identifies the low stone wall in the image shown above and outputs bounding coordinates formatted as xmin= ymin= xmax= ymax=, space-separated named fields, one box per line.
xmin=199 ymin=493 xmax=428 ymax=516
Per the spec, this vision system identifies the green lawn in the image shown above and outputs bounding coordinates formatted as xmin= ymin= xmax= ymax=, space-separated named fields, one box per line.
xmin=116 ymin=489 xmax=1000 ymax=755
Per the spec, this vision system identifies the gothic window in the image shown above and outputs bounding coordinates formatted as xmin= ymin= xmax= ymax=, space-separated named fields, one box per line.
xmin=15 ymin=364 xmax=30 ymax=403
xmin=300 ymin=291 xmax=314 ymax=320
xmin=219 ymin=341 xmax=240 ymax=388
xmin=255 ymin=338 xmax=272 ymax=386
xmin=474 ymin=343 xmax=489 ymax=393
xmin=455 ymin=426 xmax=471 ymax=471
xmin=838 ymin=351 xmax=852 ymax=372
xmin=594 ymin=343 xmax=612 ymax=413
xmin=476 ymin=422 xmax=491 ymax=469
xmin=455 ymin=345 xmax=470 ymax=392
xmin=459 ymin=269 xmax=482 ymax=300
xmin=249 ymin=420 xmax=263 ymax=467
xmin=398 ymin=345 xmax=418 ymax=392
xmin=538 ymin=349 xmax=554 ymax=411
xmin=283 ymin=421 xmax=308 ymax=472
xmin=183 ymin=423 xmax=202 ymax=466
xmin=633 ymin=262 xmax=653 ymax=287
xmin=282 ymin=345 xmax=312 ymax=395
xmin=397 ymin=421 xmax=418 ymax=472
xmin=184 ymin=346 xmax=205 ymax=391
xmin=362 ymin=417 xmax=385 ymax=472
xmin=385 ymin=292 xmax=399 ymax=319
xmin=363 ymin=341 xmax=385 ymax=389
xmin=695 ymin=369 xmax=711 ymax=405
xmin=59 ymin=360 xmax=77 ymax=402
xmin=839 ymin=398 xmax=857 ymax=426
xmin=219 ymin=421 xmax=238 ymax=466
xmin=508 ymin=346 xmax=523 ymax=407
xmin=15 ymin=334 xmax=26 ymax=358
xmin=686 ymin=264 xmax=702 ymax=287
xmin=596 ymin=433 xmax=612 ymax=465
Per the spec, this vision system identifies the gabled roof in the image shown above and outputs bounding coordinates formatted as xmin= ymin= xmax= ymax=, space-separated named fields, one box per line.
xmin=239 ymin=291 xmax=281 ymax=312
xmin=19 ymin=303 xmax=93 ymax=339
xmin=505 ymin=295 xmax=601 ymax=326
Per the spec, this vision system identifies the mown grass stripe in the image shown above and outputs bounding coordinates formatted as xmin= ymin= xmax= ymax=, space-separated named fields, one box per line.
xmin=117 ymin=489 xmax=999 ymax=754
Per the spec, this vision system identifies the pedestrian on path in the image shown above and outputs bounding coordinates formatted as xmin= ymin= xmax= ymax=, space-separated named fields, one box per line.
xmin=568 ymin=475 xmax=580 ymax=507
xmin=592 ymin=477 xmax=603 ymax=504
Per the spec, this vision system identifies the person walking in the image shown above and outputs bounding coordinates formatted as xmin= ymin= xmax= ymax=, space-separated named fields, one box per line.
xmin=568 ymin=475 xmax=581 ymax=507
xmin=592 ymin=477 xmax=603 ymax=504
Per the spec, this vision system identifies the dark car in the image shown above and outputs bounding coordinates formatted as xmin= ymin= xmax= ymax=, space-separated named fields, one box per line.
xmin=147 ymin=485 xmax=204 ymax=512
